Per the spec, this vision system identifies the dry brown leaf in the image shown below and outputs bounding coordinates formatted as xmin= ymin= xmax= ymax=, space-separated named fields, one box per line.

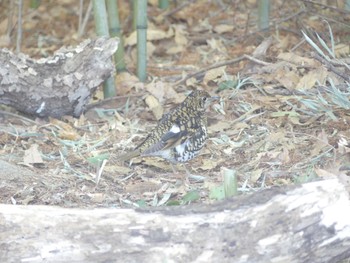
xmin=200 ymin=159 xmax=218 ymax=170
xmin=145 ymin=82 xmax=165 ymax=102
xmin=143 ymin=158 xmax=173 ymax=171
xmin=335 ymin=43 xmax=349 ymax=57
xmin=23 ymin=144 xmax=43 ymax=165
xmin=167 ymin=45 xmax=185 ymax=54
xmin=274 ymin=68 xmax=300 ymax=90
xmin=185 ymin=77 xmax=197 ymax=86
xmin=208 ymin=121 xmax=231 ymax=133
xmin=173 ymin=25 xmax=188 ymax=46
xmin=145 ymin=95 xmax=163 ymax=120
xmin=116 ymin=72 xmax=140 ymax=95
xmin=277 ymin=53 xmax=320 ymax=67
xmin=314 ymin=168 xmax=336 ymax=179
xmin=206 ymin=38 xmax=226 ymax=52
xmin=57 ymin=130 xmax=80 ymax=141
xmin=164 ymin=86 xmax=184 ymax=104
xmin=88 ymin=193 xmax=105 ymax=203
xmin=310 ymin=130 xmax=329 ymax=157
xmin=203 ymin=66 xmax=226 ymax=85
xmin=125 ymin=28 xmax=174 ymax=46
xmin=104 ymin=164 xmax=132 ymax=175
xmin=250 ymin=168 xmax=263 ymax=183
xmin=265 ymin=131 xmax=286 ymax=143
xmin=296 ymin=67 xmax=328 ymax=90
xmin=277 ymin=148 xmax=290 ymax=164
xmin=213 ymin=24 xmax=234 ymax=34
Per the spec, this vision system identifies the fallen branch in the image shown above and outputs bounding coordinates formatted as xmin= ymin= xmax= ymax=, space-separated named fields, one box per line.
xmin=0 ymin=37 xmax=119 ymax=118
xmin=0 ymin=178 xmax=349 ymax=262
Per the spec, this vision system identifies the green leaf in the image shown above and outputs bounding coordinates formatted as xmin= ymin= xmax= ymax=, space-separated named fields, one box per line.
xmin=209 ymin=185 xmax=225 ymax=200
xmin=166 ymin=200 xmax=181 ymax=206
xmin=87 ymin=153 xmax=109 ymax=165
xmin=136 ymin=199 xmax=147 ymax=208
xmin=182 ymin=190 xmax=200 ymax=204
xmin=223 ymin=169 xmax=238 ymax=197
xmin=270 ymin=111 xmax=299 ymax=118
xmin=217 ymin=80 xmax=237 ymax=92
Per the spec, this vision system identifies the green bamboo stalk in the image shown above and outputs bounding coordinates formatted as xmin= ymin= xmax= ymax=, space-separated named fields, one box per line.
xmin=92 ymin=0 xmax=116 ymax=98
xmin=16 ymin=0 xmax=23 ymax=53
xmin=159 ymin=0 xmax=169 ymax=9
xmin=30 ymin=0 xmax=41 ymax=9
xmin=346 ymin=0 xmax=350 ymax=11
xmin=258 ymin=0 xmax=270 ymax=31
xmin=106 ymin=0 xmax=126 ymax=72
xmin=223 ymin=168 xmax=238 ymax=197
xmin=136 ymin=0 xmax=147 ymax=82
xmin=132 ymin=0 xmax=137 ymax=31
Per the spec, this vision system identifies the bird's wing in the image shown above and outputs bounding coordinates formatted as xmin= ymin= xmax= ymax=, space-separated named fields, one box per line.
xmin=142 ymin=123 xmax=188 ymax=155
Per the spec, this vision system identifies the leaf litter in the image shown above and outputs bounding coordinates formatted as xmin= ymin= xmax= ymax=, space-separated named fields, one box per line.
xmin=0 ymin=0 xmax=350 ymax=207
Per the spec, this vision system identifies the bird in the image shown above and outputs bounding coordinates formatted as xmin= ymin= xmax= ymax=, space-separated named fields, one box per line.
xmin=119 ymin=90 xmax=219 ymax=174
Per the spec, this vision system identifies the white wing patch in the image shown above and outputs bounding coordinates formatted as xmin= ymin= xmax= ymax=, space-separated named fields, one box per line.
xmin=169 ymin=124 xmax=181 ymax=134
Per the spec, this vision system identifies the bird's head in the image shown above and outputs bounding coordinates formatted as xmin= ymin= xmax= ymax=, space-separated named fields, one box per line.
xmin=184 ymin=90 xmax=219 ymax=113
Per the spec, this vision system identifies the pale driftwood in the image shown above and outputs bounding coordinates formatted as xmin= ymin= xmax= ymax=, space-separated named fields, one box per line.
xmin=0 ymin=37 xmax=119 ymax=118
xmin=0 ymin=178 xmax=349 ymax=263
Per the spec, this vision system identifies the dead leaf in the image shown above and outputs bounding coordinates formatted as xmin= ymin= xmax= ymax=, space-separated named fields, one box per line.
xmin=209 ymin=121 xmax=231 ymax=133
xmin=116 ymin=72 xmax=140 ymax=95
xmin=274 ymin=68 xmax=300 ymax=90
xmin=296 ymin=67 xmax=328 ymax=90
xmin=203 ymin=66 xmax=226 ymax=85
xmin=57 ymin=130 xmax=80 ymax=141
xmin=173 ymin=25 xmax=188 ymax=46
xmin=213 ymin=24 xmax=234 ymax=34
xmin=277 ymin=52 xmax=320 ymax=67
xmin=125 ymin=28 xmax=174 ymax=46
xmin=200 ymin=159 xmax=218 ymax=170
xmin=335 ymin=43 xmax=349 ymax=57
xmin=23 ymin=144 xmax=44 ymax=165
xmin=250 ymin=168 xmax=263 ymax=183
xmin=145 ymin=95 xmax=163 ymax=120
xmin=314 ymin=168 xmax=336 ymax=179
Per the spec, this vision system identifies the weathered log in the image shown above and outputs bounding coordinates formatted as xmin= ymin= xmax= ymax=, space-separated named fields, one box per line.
xmin=0 ymin=37 xmax=119 ymax=118
xmin=0 ymin=178 xmax=349 ymax=263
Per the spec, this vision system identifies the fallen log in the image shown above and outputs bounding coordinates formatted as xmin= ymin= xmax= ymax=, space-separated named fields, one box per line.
xmin=0 ymin=37 xmax=119 ymax=118
xmin=0 ymin=178 xmax=349 ymax=263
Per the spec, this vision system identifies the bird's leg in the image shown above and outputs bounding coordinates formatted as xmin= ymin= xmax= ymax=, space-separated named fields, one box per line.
xmin=183 ymin=164 xmax=192 ymax=177
xmin=170 ymin=163 xmax=177 ymax=173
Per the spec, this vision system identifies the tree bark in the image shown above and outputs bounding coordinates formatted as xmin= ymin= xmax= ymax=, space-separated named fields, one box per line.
xmin=0 ymin=37 xmax=119 ymax=118
xmin=0 ymin=178 xmax=349 ymax=263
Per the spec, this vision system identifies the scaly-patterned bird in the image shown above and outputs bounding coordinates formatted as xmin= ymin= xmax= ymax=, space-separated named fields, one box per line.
xmin=119 ymin=90 xmax=219 ymax=174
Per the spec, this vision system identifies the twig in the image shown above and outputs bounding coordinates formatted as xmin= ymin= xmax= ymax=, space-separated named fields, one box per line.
xmin=16 ymin=0 xmax=23 ymax=53
xmin=238 ymin=9 xmax=305 ymax=41
xmin=175 ymin=56 xmax=244 ymax=85
xmin=0 ymin=110 xmax=39 ymax=125
xmin=243 ymin=54 xmax=271 ymax=66
xmin=79 ymin=0 xmax=93 ymax=37
xmin=175 ymin=55 xmax=271 ymax=86
xmin=85 ymin=94 xmax=143 ymax=110
xmin=7 ymin=0 xmax=15 ymax=39
xmin=301 ymin=0 xmax=350 ymax=14
xmin=164 ymin=0 xmax=197 ymax=17
xmin=312 ymin=53 xmax=350 ymax=82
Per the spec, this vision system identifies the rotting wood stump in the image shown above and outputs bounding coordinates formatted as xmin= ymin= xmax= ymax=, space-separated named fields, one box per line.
xmin=0 ymin=37 xmax=119 ymax=118
xmin=0 ymin=178 xmax=349 ymax=263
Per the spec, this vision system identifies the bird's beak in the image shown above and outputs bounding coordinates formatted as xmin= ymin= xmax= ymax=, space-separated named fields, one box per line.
xmin=209 ymin=96 xmax=220 ymax=102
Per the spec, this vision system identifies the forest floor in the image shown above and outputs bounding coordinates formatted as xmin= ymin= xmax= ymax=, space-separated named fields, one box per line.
xmin=0 ymin=0 xmax=350 ymax=208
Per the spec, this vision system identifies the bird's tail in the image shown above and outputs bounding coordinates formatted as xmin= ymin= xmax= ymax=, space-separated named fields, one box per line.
xmin=118 ymin=150 xmax=140 ymax=163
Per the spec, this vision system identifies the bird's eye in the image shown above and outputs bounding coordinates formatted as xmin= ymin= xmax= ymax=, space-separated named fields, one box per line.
xmin=202 ymin=97 xmax=207 ymax=102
